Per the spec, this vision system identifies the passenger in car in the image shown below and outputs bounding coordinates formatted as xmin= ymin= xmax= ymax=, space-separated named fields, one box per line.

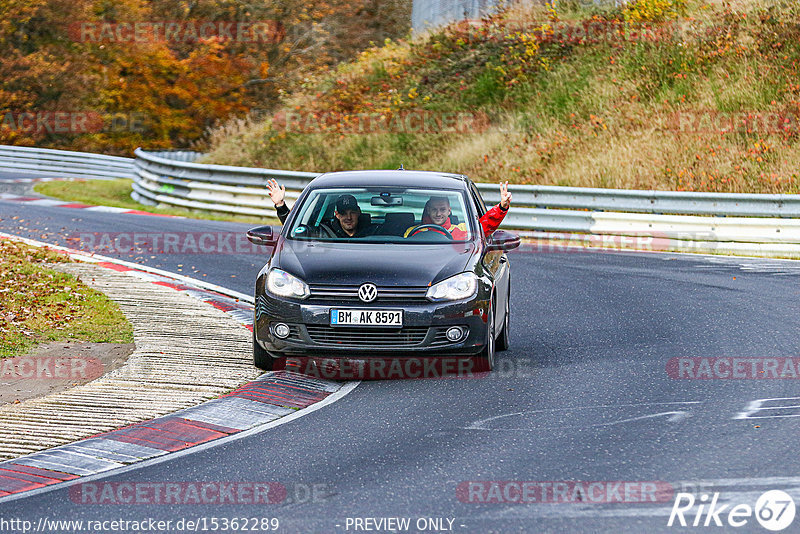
xmin=404 ymin=181 xmax=512 ymax=239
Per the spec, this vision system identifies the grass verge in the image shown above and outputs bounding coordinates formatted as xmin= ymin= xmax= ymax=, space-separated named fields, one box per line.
xmin=0 ymin=240 xmax=134 ymax=359
xmin=33 ymin=179 xmax=279 ymax=225
xmin=202 ymin=0 xmax=800 ymax=194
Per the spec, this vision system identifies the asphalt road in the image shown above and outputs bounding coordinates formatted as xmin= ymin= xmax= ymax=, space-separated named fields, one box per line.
xmin=2 ymin=181 xmax=800 ymax=533
xmin=0 ymin=191 xmax=263 ymax=291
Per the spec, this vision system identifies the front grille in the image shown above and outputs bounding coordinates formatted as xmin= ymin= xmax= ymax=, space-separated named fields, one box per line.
xmin=308 ymin=284 xmax=428 ymax=302
xmin=256 ymin=294 xmax=269 ymax=319
xmin=305 ymin=325 xmax=429 ymax=346
xmin=256 ymin=294 xmax=289 ymax=319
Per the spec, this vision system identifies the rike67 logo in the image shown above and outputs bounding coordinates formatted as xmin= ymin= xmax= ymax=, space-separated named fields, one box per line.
xmin=668 ymin=490 xmax=796 ymax=531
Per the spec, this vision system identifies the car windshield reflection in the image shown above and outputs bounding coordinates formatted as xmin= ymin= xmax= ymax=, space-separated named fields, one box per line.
xmin=287 ymin=188 xmax=474 ymax=243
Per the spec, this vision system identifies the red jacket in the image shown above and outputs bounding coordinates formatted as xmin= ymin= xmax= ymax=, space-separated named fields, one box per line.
xmin=479 ymin=204 xmax=508 ymax=235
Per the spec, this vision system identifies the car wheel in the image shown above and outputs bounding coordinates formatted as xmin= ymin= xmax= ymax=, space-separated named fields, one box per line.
xmin=497 ymin=289 xmax=510 ymax=352
xmin=476 ymin=304 xmax=495 ymax=372
xmin=253 ymin=330 xmax=276 ymax=371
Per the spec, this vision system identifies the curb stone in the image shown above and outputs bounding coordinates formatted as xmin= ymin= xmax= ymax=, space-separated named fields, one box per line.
xmin=0 ymin=234 xmax=352 ymax=500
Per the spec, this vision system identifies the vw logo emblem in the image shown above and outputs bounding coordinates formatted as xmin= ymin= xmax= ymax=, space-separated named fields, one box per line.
xmin=358 ymin=283 xmax=378 ymax=303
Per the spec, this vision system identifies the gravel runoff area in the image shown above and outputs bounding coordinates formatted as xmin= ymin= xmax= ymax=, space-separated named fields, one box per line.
xmin=0 ymin=261 xmax=261 ymax=461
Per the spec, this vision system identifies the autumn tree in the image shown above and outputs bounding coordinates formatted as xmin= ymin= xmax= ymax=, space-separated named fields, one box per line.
xmin=0 ymin=0 xmax=412 ymax=154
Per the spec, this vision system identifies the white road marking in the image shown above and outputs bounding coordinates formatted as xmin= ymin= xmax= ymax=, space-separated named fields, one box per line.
xmin=691 ymin=255 xmax=800 ymax=275
xmin=466 ymin=402 xmax=702 ymax=431
xmin=592 ymin=411 xmax=691 ymax=426
xmin=84 ymin=205 xmax=130 ymax=213
xmin=734 ymin=397 xmax=800 ymax=420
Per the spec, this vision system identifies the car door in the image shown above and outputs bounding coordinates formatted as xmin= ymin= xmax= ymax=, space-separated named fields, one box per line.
xmin=467 ymin=180 xmax=510 ymax=329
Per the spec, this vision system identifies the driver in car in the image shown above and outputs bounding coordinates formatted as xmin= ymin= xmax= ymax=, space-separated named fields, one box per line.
xmin=266 ymin=180 xmax=370 ymax=238
xmin=326 ymin=194 xmax=372 ymax=238
xmin=405 ymin=181 xmax=512 ymax=239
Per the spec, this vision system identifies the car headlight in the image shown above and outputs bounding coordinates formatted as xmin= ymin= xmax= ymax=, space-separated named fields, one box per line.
xmin=266 ymin=268 xmax=310 ymax=299
xmin=426 ymin=273 xmax=478 ymax=302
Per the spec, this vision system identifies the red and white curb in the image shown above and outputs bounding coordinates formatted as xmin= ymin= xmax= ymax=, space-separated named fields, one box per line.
xmin=0 ymin=193 xmax=181 ymax=218
xmin=0 ymin=233 xmax=359 ymax=502
xmin=0 ymin=372 xmax=345 ymax=497
xmin=0 ymin=177 xmax=63 ymax=184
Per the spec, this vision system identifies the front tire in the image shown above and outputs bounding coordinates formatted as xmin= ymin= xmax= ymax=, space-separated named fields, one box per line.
xmin=475 ymin=305 xmax=495 ymax=372
xmin=253 ymin=330 xmax=276 ymax=370
xmin=497 ymin=289 xmax=510 ymax=352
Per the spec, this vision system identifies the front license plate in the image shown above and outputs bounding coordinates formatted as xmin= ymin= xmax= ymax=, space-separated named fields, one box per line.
xmin=330 ymin=309 xmax=403 ymax=326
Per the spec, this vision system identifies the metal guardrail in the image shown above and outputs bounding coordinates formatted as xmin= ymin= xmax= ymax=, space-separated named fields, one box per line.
xmin=0 ymin=145 xmax=135 ymax=180
xmin=2 ymin=144 xmax=799 ymax=256
xmin=479 ymin=187 xmax=800 ymax=218
xmin=131 ymin=149 xmax=800 ymax=256
xmin=410 ymin=0 xmax=628 ymax=32
xmin=131 ymin=148 xmax=318 ymax=216
xmin=134 ymin=148 xmax=800 ymax=216
xmin=412 ymin=0 xmax=498 ymax=32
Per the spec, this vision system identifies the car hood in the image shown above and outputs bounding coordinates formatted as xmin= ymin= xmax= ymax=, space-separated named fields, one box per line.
xmin=272 ymin=239 xmax=476 ymax=286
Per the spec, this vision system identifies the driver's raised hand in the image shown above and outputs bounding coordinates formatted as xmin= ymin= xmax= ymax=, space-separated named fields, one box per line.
xmin=266 ymin=179 xmax=286 ymax=207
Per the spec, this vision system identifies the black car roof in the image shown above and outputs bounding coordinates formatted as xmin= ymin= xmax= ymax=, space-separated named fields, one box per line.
xmin=307 ymin=170 xmax=469 ymax=190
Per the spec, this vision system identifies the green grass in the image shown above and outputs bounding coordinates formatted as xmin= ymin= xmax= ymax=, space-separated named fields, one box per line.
xmin=517 ymin=52 xmax=603 ymax=123
xmin=0 ymin=240 xmax=134 ymax=359
xmin=34 ymin=179 xmax=280 ymax=225
xmin=463 ymin=69 xmax=506 ymax=108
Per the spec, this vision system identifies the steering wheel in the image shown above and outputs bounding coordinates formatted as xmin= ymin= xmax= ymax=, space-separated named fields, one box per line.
xmin=407 ymin=224 xmax=454 ymax=240
xmin=318 ymin=222 xmax=337 ymax=238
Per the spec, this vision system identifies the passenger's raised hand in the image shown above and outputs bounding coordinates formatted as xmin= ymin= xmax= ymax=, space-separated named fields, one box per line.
xmin=499 ymin=181 xmax=512 ymax=209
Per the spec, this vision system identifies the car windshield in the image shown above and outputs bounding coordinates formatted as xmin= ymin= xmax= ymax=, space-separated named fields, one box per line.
xmin=286 ymin=187 xmax=474 ymax=243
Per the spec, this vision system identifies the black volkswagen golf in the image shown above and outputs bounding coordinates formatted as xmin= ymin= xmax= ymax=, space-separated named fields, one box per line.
xmin=246 ymin=170 xmax=520 ymax=375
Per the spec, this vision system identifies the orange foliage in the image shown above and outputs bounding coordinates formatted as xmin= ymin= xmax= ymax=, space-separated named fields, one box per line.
xmin=0 ymin=0 xmax=411 ymax=154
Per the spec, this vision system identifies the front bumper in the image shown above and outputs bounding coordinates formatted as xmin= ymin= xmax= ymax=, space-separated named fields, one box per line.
xmin=254 ymin=291 xmax=491 ymax=357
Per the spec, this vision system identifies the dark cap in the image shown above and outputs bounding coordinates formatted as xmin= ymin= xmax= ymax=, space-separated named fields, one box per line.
xmin=335 ymin=194 xmax=360 ymax=213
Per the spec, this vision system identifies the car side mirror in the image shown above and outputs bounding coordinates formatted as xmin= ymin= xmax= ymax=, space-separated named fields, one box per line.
xmin=485 ymin=230 xmax=520 ymax=252
xmin=247 ymin=225 xmax=277 ymax=246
